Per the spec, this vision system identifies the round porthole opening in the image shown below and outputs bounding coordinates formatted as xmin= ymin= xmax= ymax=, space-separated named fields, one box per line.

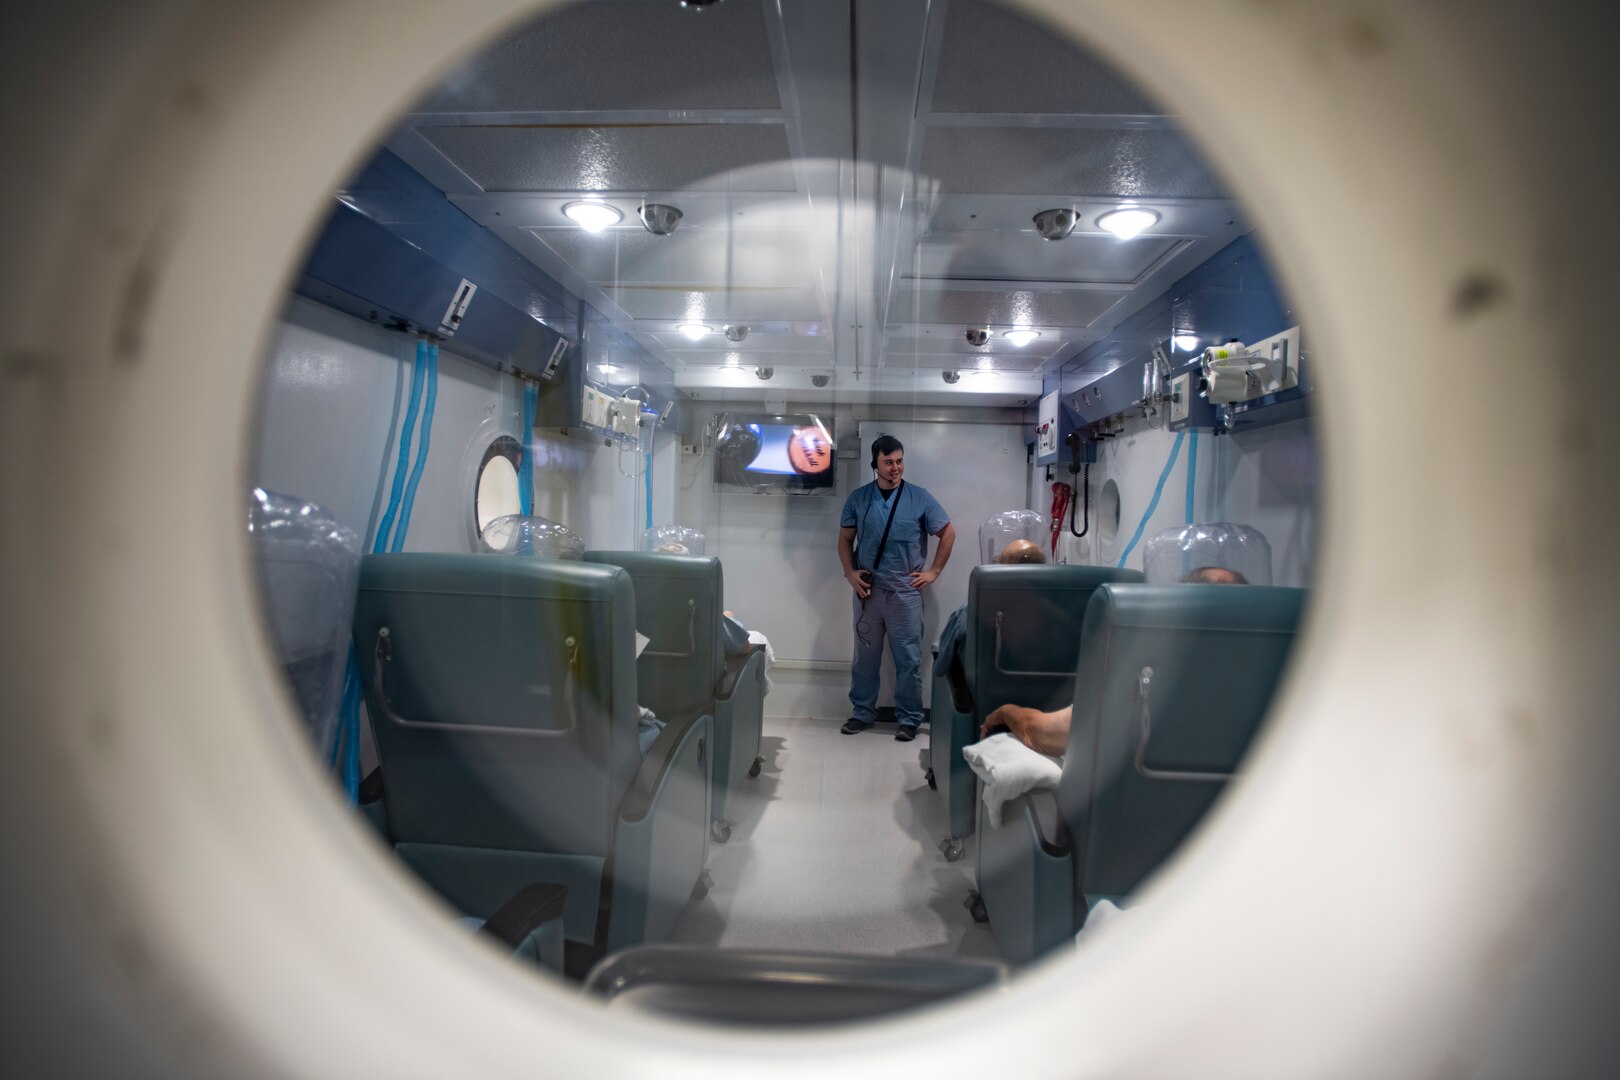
xmin=1098 ymin=478 xmax=1122 ymax=545
xmin=475 ymin=435 xmax=524 ymax=538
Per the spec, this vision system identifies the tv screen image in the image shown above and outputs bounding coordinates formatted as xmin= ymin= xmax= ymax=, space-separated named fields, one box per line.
xmin=713 ymin=414 xmax=836 ymax=494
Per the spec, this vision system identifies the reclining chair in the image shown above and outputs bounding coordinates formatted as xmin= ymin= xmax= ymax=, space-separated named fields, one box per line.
xmin=352 ymin=553 xmax=712 ymax=971
xmin=929 ymin=565 xmax=1143 ymax=860
xmin=974 ymin=582 xmax=1307 ymax=964
xmin=583 ymin=551 xmax=767 ymax=843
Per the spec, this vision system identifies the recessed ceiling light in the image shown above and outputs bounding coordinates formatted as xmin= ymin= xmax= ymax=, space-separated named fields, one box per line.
xmin=1003 ymin=329 xmax=1041 ymax=347
xmin=676 ymin=322 xmax=713 ymax=341
xmin=1097 ymin=207 xmax=1160 ymax=240
xmin=1173 ymin=333 xmax=1201 ymax=352
xmin=562 ymin=201 xmax=622 ymax=233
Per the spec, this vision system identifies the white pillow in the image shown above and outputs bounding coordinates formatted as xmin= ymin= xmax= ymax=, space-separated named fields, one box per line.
xmin=962 ymin=733 xmax=1063 ymax=827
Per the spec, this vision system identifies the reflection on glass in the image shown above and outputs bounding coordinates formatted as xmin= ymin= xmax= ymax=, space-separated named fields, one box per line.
xmin=249 ymin=0 xmax=1316 ymax=1024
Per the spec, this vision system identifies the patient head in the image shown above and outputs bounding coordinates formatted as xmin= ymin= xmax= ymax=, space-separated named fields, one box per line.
xmin=1182 ymin=566 xmax=1247 ymax=584
xmin=994 ymin=538 xmax=1046 ymax=564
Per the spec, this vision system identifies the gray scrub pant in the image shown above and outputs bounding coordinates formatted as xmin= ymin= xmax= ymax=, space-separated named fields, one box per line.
xmin=849 ymin=585 xmax=925 ymax=728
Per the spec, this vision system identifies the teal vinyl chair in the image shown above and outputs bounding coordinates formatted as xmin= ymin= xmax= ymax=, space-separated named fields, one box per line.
xmin=584 ymin=551 xmax=766 ymax=843
xmin=352 ymin=553 xmax=712 ymax=968
xmin=930 ymin=565 xmax=1143 ymax=860
xmin=974 ymin=583 xmax=1307 ymax=964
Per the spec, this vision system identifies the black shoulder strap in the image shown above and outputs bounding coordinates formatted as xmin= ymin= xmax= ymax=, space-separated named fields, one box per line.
xmin=864 ymin=480 xmax=905 ymax=574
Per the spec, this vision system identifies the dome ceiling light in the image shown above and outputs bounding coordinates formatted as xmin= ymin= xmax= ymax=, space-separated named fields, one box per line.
xmin=562 ymin=200 xmax=622 ymax=233
xmin=1096 ymin=206 xmax=1160 ymax=240
xmin=1003 ymin=329 xmax=1041 ymax=347
xmin=675 ymin=322 xmax=713 ymax=341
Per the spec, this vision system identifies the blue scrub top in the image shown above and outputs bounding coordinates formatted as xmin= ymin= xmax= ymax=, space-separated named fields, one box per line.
xmin=840 ymin=481 xmax=950 ymax=591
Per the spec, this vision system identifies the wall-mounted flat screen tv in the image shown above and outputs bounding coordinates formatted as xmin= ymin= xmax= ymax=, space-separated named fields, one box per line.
xmin=713 ymin=413 xmax=836 ymax=495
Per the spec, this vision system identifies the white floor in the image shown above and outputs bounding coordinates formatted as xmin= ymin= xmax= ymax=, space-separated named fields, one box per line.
xmin=672 ymin=715 xmax=1001 ymax=962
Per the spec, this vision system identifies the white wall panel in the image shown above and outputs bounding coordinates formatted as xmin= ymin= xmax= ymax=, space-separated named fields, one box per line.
xmin=1064 ymin=413 xmax=1317 ymax=587
xmin=254 ymin=296 xmax=615 ymax=554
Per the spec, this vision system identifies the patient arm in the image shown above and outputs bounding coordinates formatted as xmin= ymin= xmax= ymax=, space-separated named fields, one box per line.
xmin=983 ymin=704 xmax=1072 ymax=757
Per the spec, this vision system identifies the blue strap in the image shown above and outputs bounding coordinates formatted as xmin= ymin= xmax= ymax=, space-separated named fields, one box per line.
xmin=1183 ymin=430 xmax=1199 ymax=576
xmin=1185 ymin=430 xmax=1198 ymax=523
xmin=519 ymin=382 xmax=537 ymax=516
xmin=1117 ymin=431 xmax=1185 ymax=569
xmin=334 ymin=643 xmax=363 ymax=803
xmin=391 ymin=340 xmax=439 ymax=552
xmin=644 ymin=443 xmax=654 ymax=530
xmin=373 ymin=339 xmax=426 ymax=554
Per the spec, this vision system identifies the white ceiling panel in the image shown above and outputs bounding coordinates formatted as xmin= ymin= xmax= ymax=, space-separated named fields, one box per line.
xmin=529 ymin=226 xmax=817 ymax=288
xmin=931 ymin=0 xmax=1162 ymax=116
xmin=908 ymin=233 xmax=1182 ymax=284
xmin=606 ymin=285 xmax=826 ymax=324
xmin=888 ymin=284 xmax=1125 ymax=328
xmin=919 ymin=126 xmax=1228 ymax=199
xmin=410 ymin=0 xmax=780 ymax=114
xmin=419 ymin=125 xmax=797 ymax=193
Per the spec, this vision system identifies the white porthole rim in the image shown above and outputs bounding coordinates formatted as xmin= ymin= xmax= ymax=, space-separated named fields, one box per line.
xmin=3 ymin=2 xmax=1614 ymax=1078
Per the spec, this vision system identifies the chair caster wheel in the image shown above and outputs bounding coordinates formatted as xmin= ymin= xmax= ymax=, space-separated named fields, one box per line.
xmin=711 ymin=819 xmax=732 ymax=844
xmin=925 ymin=767 xmax=937 ymax=790
xmin=692 ymin=870 xmax=714 ymax=902
xmin=748 ymin=756 xmax=763 ymax=778
xmin=940 ymin=837 xmax=964 ymax=862
xmin=965 ymin=891 xmax=988 ymax=924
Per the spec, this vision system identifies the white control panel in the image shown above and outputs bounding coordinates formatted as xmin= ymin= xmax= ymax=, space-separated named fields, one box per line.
xmin=1169 ymin=373 xmax=1192 ymax=424
xmin=1036 ymin=389 xmax=1060 ymax=459
xmin=581 ymin=384 xmax=613 ymax=430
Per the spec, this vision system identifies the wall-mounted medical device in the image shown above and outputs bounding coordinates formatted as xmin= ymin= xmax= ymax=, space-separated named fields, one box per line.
xmin=1167 ymin=326 xmax=1310 ymax=432
xmin=297 ymin=199 xmax=572 ymax=382
xmin=1063 ymin=326 xmax=1310 ymax=448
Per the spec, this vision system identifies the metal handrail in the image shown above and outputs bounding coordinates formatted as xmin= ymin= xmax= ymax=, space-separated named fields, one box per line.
xmin=992 ymin=611 xmax=1077 ymax=678
xmin=1131 ymin=665 xmax=1232 ymax=782
xmin=372 ymin=626 xmax=578 ymax=736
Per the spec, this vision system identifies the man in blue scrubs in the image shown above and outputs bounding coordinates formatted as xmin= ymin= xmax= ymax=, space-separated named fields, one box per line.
xmin=837 ymin=435 xmax=956 ymax=740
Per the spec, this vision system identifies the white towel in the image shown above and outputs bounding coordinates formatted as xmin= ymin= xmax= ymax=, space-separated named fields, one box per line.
xmin=961 ymin=733 xmax=1064 ymax=827
xmin=746 ymin=630 xmax=776 ymax=693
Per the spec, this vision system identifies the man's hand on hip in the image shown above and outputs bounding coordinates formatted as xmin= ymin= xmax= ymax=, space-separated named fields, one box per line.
xmin=909 ymin=568 xmax=940 ymax=588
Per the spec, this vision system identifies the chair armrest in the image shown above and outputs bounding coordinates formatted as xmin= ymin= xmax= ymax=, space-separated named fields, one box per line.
xmin=478 ymin=883 xmax=569 ymax=951
xmin=620 ymin=707 xmax=709 ymax=823
xmin=715 ymin=644 xmax=766 ymax=700
xmin=1023 ymin=788 xmax=1071 ymax=858
xmin=945 ymin=653 xmax=974 ymax=715
xmin=358 ymin=766 xmax=385 ymax=805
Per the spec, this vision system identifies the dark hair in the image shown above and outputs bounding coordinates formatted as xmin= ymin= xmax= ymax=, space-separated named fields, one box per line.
xmin=870 ymin=434 xmax=903 ymax=469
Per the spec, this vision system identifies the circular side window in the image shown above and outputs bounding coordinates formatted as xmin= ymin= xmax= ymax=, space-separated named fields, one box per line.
xmin=1098 ymin=478 xmax=1122 ymax=545
xmin=475 ymin=435 xmax=523 ymax=538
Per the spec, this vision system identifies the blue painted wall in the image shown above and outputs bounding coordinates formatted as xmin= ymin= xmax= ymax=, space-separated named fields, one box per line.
xmin=1047 ymin=232 xmax=1295 ymax=400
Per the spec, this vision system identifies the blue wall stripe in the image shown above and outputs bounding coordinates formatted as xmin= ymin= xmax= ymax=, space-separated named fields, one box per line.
xmin=519 ymin=382 xmax=537 ymax=517
xmin=1117 ymin=431 xmax=1185 ymax=570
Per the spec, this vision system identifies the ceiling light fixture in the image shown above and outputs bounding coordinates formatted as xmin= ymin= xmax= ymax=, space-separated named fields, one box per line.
xmin=1003 ymin=329 xmax=1041 ymax=347
xmin=1173 ymin=333 xmax=1201 ymax=352
xmin=562 ymin=200 xmax=622 ymax=233
xmin=1096 ymin=207 xmax=1160 ymax=240
xmin=676 ymin=322 xmax=713 ymax=341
